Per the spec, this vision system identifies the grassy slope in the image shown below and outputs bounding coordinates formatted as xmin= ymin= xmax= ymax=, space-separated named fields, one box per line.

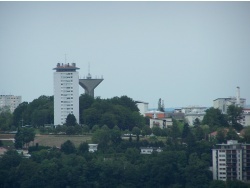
xmin=33 ymin=134 xmax=92 ymax=148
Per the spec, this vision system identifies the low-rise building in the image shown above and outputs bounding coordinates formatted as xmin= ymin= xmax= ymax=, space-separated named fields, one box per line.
xmin=181 ymin=106 xmax=207 ymax=126
xmin=140 ymin=147 xmax=163 ymax=154
xmin=150 ymin=118 xmax=173 ymax=129
xmin=145 ymin=110 xmax=165 ymax=119
xmin=88 ymin=144 xmax=98 ymax=153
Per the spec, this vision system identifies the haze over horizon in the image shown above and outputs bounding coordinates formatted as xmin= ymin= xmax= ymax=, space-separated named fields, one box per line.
xmin=1 ymin=2 xmax=250 ymax=108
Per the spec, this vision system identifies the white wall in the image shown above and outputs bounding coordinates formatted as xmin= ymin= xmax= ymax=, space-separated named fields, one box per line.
xmin=54 ymin=71 xmax=79 ymax=125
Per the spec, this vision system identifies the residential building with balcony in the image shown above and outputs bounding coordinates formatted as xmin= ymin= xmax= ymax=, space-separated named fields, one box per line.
xmin=212 ymin=140 xmax=250 ymax=182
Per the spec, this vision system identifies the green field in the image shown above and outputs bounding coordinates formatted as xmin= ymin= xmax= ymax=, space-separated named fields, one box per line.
xmin=33 ymin=134 xmax=92 ymax=148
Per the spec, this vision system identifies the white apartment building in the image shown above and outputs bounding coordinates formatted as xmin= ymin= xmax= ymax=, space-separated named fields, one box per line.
xmin=213 ymin=98 xmax=246 ymax=114
xmin=0 ymin=95 xmax=22 ymax=113
xmin=212 ymin=140 xmax=250 ymax=182
xmin=136 ymin=101 xmax=148 ymax=116
xmin=181 ymin=106 xmax=207 ymax=126
xmin=53 ymin=63 xmax=79 ymax=125
xmin=213 ymin=87 xmax=249 ymax=126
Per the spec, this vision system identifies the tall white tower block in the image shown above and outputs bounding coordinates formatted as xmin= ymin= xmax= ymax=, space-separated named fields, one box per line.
xmin=53 ymin=63 xmax=79 ymax=125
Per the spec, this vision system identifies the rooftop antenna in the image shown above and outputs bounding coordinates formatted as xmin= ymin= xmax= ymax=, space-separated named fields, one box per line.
xmin=87 ymin=62 xmax=92 ymax=79
xmin=88 ymin=62 xmax=90 ymax=74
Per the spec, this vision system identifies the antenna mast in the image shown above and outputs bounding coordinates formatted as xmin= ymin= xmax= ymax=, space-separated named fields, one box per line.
xmin=88 ymin=62 xmax=90 ymax=74
xmin=87 ymin=62 xmax=92 ymax=79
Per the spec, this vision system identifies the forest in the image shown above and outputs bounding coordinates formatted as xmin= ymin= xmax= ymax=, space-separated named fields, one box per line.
xmin=0 ymin=94 xmax=250 ymax=187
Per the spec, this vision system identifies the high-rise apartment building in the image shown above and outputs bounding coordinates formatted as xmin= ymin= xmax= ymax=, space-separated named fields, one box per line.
xmin=53 ymin=63 xmax=79 ymax=125
xmin=0 ymin=95 xmax=22 ymax=113
xmin=212 ymin=140 xmax=250 ymax=182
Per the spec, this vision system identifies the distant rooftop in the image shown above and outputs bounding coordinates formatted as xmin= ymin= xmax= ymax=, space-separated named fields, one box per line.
xmin=213 ymin=97 xmax=246 ymax=101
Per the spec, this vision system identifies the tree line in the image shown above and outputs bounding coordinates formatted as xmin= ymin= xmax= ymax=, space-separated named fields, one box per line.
xmin=1 ymin=126 xmax=250 ymax=188
xmin=0 ymin=94 xmax=146 ymax=132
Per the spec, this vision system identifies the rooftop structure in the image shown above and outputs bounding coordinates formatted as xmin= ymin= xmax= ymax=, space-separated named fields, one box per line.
xmin=53 ymin=62 xmax=80 ymax=72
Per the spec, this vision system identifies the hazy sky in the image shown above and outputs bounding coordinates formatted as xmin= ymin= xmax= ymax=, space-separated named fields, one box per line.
xmin=0 ymin=2 xmax=250 ymax=108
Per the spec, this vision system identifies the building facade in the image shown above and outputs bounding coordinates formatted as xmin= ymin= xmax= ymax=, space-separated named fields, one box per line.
xmin=181 ymin=106 xmax=207 ymax=126
xmin=241 ymin=108 xmax=250 ymax=127
xmin=136 ymin=101 xmax=149 ymax=116
xmin=140 ymin=147 xmax=163 ymax=154
xmin=212 ymin=140 xmax=250 ymax=182
xmin=0 ymin=95 xmax=22 ymax=113
xmin=213 ymin=98 xmax=246 ymax=114
xmin=213 ymin=87 xmax=246 ymax=114
xmin=53 ymin=63 xmax=79 ymax=125
xmin=149 ymin=118 xmax=173 ymax=129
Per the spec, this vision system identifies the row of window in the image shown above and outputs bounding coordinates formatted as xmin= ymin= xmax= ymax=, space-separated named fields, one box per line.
xmin=61 ymin=80 xmax=73 ymax=82
xmin=61 ymin=87 xmax=73 ymax=89
xmin=61 ymin=104 xmax=73 ymax=107
xmin=61 ymin=94 xmax=73 ymax=96
xmin=61 ymin=101 xmax=72 ymax=103
xmin=219 ymin=168 xmax=226 ymax=170
xmin=61 ymin=76 xmax=73 ymax=79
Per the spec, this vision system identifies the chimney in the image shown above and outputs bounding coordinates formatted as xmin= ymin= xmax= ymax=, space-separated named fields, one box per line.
xmin=236 ymin=86 xmax=240 ymax=106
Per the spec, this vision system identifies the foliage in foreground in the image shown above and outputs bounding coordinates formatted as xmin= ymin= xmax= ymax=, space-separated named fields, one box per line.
xmin=1 ymin=136 xmax=249 ymax=188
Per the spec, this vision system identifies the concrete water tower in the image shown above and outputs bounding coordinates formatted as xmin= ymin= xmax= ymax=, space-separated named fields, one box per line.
xmin=79 ymin=65 xmax=103 ymax=97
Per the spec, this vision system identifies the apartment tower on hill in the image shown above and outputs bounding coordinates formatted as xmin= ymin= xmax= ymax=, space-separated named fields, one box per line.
xmin=53 ymin=63 xmax=79 ymax=125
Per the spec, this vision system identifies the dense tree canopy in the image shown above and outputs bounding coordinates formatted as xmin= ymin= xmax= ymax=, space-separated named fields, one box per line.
xmin=227 ymin=105 xmax=244 ymax=131
xmin=13 ymin=96 xmax=53 ymax=127
xmin=14 ymin=127 xmax=36 ymax=149
xmin=81 ymin=95 xmax=145 ymax=130
xmin=202 ymin=107 xmax=228 ymax=129
xmin=3 ymin=93 xmax=250 ymax=187
xmin=65 ymin=114 xmax=77 ymax=126
xmin=0 ymin=110 xmax=13 ymax=131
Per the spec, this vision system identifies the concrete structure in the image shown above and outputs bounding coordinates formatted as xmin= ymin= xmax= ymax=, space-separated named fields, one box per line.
xmin=79 ymin=71 xmax=103 ymax=97
xmin=0 ymin=95 xmax=21 ymax=113
xmin=53 ymin=63 xmax=80 ymax=125
xmin=136 ymin=101 xmax=149 ymax=116
xmin=212 ymin=140 xmax=250 ymax=182
xmin=140 ymin=147 xmax=163 ymax=154
xmin=213 ymin=87 xmax=249 ymax=126
xmin=88 ymin=144 xmax=98 ymax=153
xmin=181 ymin=106 xmax=207 ymax=126
xmin=213 ymin=87 xmax=246 ymax=114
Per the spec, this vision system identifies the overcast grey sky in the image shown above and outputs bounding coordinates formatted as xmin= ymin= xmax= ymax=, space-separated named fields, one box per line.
xmin=0 ymin=2 xmax=250 ymax=108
